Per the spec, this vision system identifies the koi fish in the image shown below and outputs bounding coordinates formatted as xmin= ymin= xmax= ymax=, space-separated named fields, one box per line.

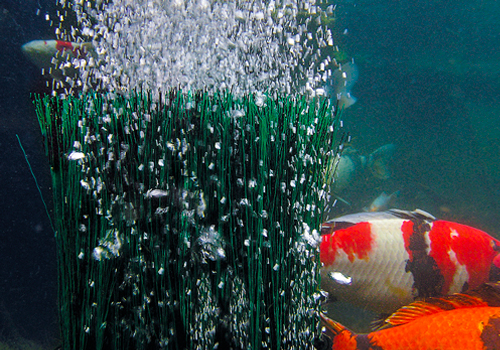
xmin=320 ymin=281 xmax=500 ymax=350
xmin=21 ymin=39 xmax=96 ymax=81
xmin=320 ymin=209 xmax=500 ymax=314
xmin=325 ymin=144 xmax=395 ymax=194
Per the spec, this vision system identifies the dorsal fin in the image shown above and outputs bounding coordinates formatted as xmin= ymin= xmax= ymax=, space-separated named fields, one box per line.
xmin=321 ymin=209 xmax=435 ymax=235
xmin=376 ymin=282 xmax=500 ymax=330
xmin=388 ymin=208 xmax=435 ymax=221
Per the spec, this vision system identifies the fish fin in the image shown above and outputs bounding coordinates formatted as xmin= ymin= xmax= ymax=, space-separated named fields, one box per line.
xmin=469 ymin=282 xmax=500 ymax=306
xmin=320 ymin=313 xmax=352 ymax=338
xmin=336 ymin=92 xmax=357 ymax=109
xmin=388 ymin=208 xmax=436 ymax=221
xmin=321 ymin=211 xmax=402 ymax=234
xmin=388 ymin=190 xmax=400 ymax=200
xmin=320 ymin=220 xmax=358 ymax=235
xmin=370 ymin=313 xmax=391 ymax=331
xmin=379 ymin=282 xmax=500 ymax=329
xmin=337 ymin=62 xmax=359 ymax=92
xmin=321 ymin=208 xmax=435 ymax=235
xmin=323 ymin=210 xmax=412 ymax=227
xmin=334 ymin=195 xmax=351 ymax=207
xmin=321 ymin=220 xmax=342 ymax=235
xmin=81 ymin=42 xmax=97 ymax=56
xmin=367 ymin=144 xmax=395 ymax=180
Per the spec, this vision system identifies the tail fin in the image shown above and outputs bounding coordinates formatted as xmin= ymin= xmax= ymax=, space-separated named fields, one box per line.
xmin=367 ymin=144 xmax=396 ymax=180
xmin=333 ymin=62 xmax=359 ymax=92
xmin=81 ymin=42 xmax=97 ymax=58
xmin=336 ymin=92 xmax=357 ymax=109
xmin=328 ymin=62 xmax=359 ymax=109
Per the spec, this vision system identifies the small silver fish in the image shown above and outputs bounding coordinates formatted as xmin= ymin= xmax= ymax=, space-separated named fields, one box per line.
xmin=325 ymin=61 xmax=359 ymax=109
xmin=365 ymin=190 xmax=400 ymax=212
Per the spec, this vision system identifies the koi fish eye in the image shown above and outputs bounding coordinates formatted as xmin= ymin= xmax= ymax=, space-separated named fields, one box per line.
xmin=491 ymin=239 xmax=500 ymax=252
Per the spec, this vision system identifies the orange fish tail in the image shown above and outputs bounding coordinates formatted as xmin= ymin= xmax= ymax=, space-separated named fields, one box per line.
xmin=320 ymin=313 xmax=359 ymax=350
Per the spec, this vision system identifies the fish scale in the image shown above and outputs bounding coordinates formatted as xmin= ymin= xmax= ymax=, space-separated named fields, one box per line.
xmin=321 ymin=282 xmax=500 ymax=350
xmin=324 ymin=307 xmax=500 ymax=350
xmin=320 ymin=209 xmax=500 ymax=314
xmin=321 ymin=214 xmax=415 ymax=311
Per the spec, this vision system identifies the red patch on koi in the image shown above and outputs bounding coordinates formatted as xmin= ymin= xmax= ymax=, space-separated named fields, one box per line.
xmin=55 ymin=40 xmax=87 ymax=58
xmin=428 ymin=221 xmax=500 ymax=293
xmin=401 ymin=220 xmax=414 ymax=261
xmin=56 ymin=40 xmax=74 ymax=51
xmin=320 ymin=222 xmax=374 ymax=265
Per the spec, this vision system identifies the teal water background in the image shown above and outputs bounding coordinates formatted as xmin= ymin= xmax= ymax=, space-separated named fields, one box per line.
xmin=329 ymin=1 xmax=500 ymax=232
xmin=0 ymin=0 xmax=500 ymax=347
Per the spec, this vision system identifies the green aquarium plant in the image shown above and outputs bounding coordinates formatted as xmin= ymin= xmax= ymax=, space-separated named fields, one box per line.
xmin=34 ymin=90 xmax=341 ymax=349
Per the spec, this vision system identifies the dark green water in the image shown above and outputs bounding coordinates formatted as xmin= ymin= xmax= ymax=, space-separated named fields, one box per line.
xmin=329 ymin=0 xmax=500 ymax=236
xmin=1 ymin=0 xmax=500 ymax=347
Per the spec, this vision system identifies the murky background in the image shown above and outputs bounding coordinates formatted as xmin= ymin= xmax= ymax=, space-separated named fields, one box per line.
xmin=330 ymin=1 xmax=500 ymax=231
xmin=1 ymin=0 xmax=500 ymax=347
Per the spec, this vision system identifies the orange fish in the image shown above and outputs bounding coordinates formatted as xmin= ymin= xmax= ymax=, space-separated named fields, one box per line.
xmin=320 ymin=282 xmax=500 ymax=350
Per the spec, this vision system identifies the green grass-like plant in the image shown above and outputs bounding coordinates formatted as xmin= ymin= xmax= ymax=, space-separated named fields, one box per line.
xmin=34 ymin=90 xmax=340 ymax=349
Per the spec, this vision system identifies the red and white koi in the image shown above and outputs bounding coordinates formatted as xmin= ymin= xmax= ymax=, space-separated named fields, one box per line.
xmin=320 ymin=209 xmax=500 ymax=313
xmin=21 ymin=39 xmax=95 ymax=80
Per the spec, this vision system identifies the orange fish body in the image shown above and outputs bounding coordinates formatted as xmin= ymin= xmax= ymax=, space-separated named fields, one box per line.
xmin=325 ymin=307 xmax=500 ymax=350
xmin=321 ymin=282 xmax=500 ymax=349
xmin=320 ymin=209 xmax=500 ymax=313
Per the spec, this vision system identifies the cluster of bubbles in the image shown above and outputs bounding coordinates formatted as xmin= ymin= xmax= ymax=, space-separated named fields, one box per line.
xmin=55 ymin=0 xmax=339 ymax=98
xmin=39 ymin=2 xmax=340 ymax=346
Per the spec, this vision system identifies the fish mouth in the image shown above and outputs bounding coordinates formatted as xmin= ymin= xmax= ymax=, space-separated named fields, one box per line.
xmin=21 ymin=42 xmax=32 ymax=53
xmin=21 ymin=42 xmax=38 ymax=59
